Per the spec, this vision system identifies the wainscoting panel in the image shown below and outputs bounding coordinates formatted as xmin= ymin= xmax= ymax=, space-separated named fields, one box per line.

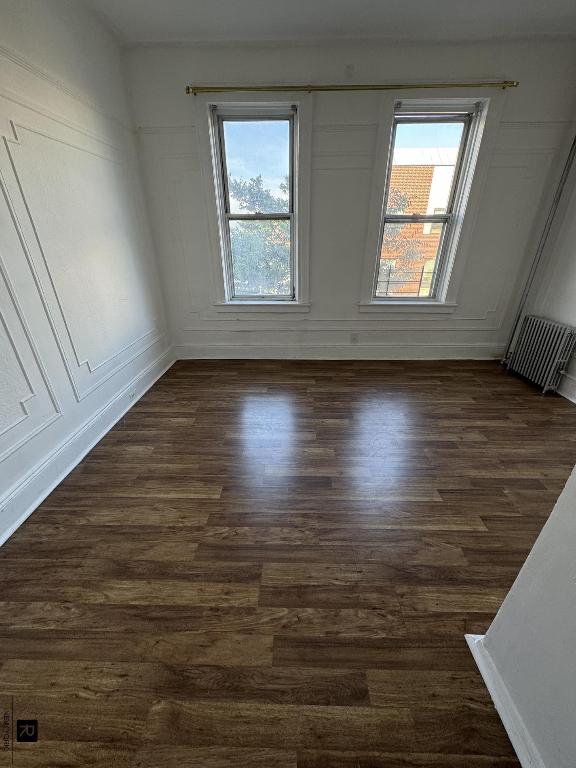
xmin=0 ymin=263 xmax=60 ymax=463
xmin=2 ymin=118 xmax=162 ymax=400
xmin=0 ymin=26 xmax=170 ymax=545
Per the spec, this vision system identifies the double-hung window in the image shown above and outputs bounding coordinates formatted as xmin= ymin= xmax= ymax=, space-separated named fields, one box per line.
xmin=373 ymin=102 xmax=482 ymax=300
xmin=211 ymin=106 xmax=296 ymax=301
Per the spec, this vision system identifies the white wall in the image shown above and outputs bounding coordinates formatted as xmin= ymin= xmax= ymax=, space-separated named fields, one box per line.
xmin=0 ymin=0 xmax=173 ymax=543
xmin=475 ymin=465 xmax=576 ymax=768
xmin=126 ymin=40 xmax=576 ymax=359
xmin=527 ymin=145 xmax=576 ymax=404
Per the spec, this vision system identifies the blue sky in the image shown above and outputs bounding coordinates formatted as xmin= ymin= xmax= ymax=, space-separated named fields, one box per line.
xmin=223 ymin=120 xmax=289 ymax=199
xmin=394 ymin=122 xmax=463 ymax=149
xmin=222 ymin=119 xmax=463 ymax=196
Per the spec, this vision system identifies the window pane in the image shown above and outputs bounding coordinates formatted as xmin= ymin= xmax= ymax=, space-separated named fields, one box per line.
xmin=375 ymin=221 xmax=445 ymax=298
xmin=223 ymin=120 xmax=290 ymax=214
xmin=386 ymin=122 xmax=464 ymax=216
xmin=230 ymin=219 xmax=291 ymax=297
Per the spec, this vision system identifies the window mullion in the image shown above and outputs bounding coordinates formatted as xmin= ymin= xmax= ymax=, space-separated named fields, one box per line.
xmin=226 ymin=213 xmax=291 ymax=221
xmin=384 ymin=214 xmax=451 ymax=224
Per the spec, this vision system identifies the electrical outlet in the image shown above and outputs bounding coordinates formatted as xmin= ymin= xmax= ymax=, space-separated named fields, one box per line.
xmin=351 ymin=332 xmax=359 ymax=345
xmin=128 ymin=391 xmax=136 ymax=399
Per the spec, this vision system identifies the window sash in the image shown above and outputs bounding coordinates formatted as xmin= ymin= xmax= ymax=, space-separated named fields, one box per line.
xmin=228 ymin=217 xmax=295 ymax=300
xmin=213 ymin=109 xmax=297 ymax=301
xmin=373 ymin=109 xmax=476 ymax=301
xmin=377 ymin=220 xmax=450 ymax=299
xmin=217 ymin=114 xmax=295 ymax=217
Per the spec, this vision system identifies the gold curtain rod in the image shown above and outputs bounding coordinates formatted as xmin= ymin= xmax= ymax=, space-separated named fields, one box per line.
xmin=185 ymin=80 xmax=518 ymax=95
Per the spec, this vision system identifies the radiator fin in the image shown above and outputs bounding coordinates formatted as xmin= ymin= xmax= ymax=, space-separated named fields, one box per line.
xmin=508 ymin=315 xmax=576 ymax=393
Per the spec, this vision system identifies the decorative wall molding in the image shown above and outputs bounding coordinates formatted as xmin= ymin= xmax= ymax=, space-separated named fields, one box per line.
xmin=499 ymin=120 xmax=576 ymax=130
xmin=491 ymin=149 xmax=557 ymax=160
xmin=0 ymin=349 xmax=175 ymax=546
xmin=313 ymin=122 xmax=378 ymax=132
xmin=70 ymin=331 xmax=166 ymax=401
xmin=184 ymin=316 xmax=502 ymax=331
xmin=312 ymin=154 xmax=374 ymax=170
xmin=0 ymin=9 xmax=170 ymax=551
xmin=2 ymin=121 xmax=163 ymax=401
xmin=0 ymin=43 xmax=131 ymax=131
xmin=137 ymin=125 xmax=196 ymax=135
xmin=0 ymin=310 xmax=35 ymax=435
xmin=7 ymin=119 xmax=122 ymax=164
xmin=0 ymin=195 xmax=61 ymax=461
xmin=312 ymin=120 xmax=376 ymax=170
xmin=175 ymin=341 xmax=504 ymax=360
xmin=0 ymin=85 xmax=125 ymax=152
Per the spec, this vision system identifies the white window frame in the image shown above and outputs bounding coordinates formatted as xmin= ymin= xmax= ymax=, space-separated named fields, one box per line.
xmin=199 ymin=97 xmax=311 ymax=310
xmin=360 ymin=97 xmax=489 ymax=310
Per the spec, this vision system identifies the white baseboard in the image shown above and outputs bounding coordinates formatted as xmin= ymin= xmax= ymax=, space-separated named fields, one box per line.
xmin=175 ymin=343 xmax=504 ymax=360
xmin=558 ymin=372 xmax=576 ymax=405
xmin=465 ymin=634 xmax=545 ymax=768
xmin=0 ymin=348 xmax=175 ymax=547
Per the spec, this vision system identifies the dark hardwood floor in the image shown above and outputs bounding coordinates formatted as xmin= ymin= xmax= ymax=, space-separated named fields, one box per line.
xmin=1 ymin=360 xmax=576 ymax=767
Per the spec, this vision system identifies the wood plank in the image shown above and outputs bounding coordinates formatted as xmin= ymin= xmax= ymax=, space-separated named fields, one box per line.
xmin=9 ymin=742 xmax=135 ymax=768
xmin=0 ymin=660 xmax=369 ymax=706
xmin=134 ymin=747 xmax=297 ymax=768
xmin=144 ymin=700 xmax=412 ymax=751
xmin=297 ymin=752 xmax=520 ymax=767
xmin=366 ymin=669 xmax=494 ymax=708
xmin=273 ymin=636 xmax=478 ymax=671
xmin=0 ymin=631 xmax=273 ymax=665
xmin=0 ymin=559 xmax=262 ymax=583
xmin=396 ymin=586 xmax=509 ymax=614
xmin=3 ymin=581 xmax=259 ymax=606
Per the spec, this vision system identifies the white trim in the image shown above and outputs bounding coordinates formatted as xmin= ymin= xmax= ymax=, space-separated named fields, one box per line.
xmin=1 ymin=121 xmax=164 ymax=403
xmin=210 ymin=106 xmax=297 ymax=301
xmin=213 ymin=301 xmax=311 ymax=313
xmin=0 ymin=85 xmax=126 ymax=151
xmin=558 ymin=370 xmax=576 ymax=405
xmin=0 ymin=220 xmax=63 ymax=461
xmin=360 ymin=93 xmax=504 ymax=308
xmin=360 ymin=94 xmax=397 ymax=302
xmin=0 ymin=44 xmax=131 ymax=130
xmin=175 ymin=342 xmax=503 ymax=360
xmin=465 ymin=634 xmax=546 ymax=768
xmin=358 ymin=301 xmax=457 ymax=314
xmin=0 ymin=349 xmax=175 ymax=547
xmin=193 ymin=91 xmax=312 ymax=307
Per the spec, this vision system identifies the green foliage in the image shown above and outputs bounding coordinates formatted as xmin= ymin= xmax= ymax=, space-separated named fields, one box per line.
xmin=228 ymin=175 xmax=291 ymax=296
xmin=229 ymin=175 xmax=289 ymax=214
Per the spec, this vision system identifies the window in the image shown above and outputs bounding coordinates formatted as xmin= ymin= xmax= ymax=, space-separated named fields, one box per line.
xmin=373 ymin=103 xmax=481 ymax=300
xmin=211 ymin=106 xmax=296 ymax=301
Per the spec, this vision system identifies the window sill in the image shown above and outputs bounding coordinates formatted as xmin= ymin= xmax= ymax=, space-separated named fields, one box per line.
xmin=358 ymin=301 xmax=458 ymax=314
xmin=213 ymin=302 xmax=311 ymax=313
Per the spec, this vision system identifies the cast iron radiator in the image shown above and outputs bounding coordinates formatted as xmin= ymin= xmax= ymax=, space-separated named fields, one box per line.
xmin=507 ymin=314 xmax=576 ymax=393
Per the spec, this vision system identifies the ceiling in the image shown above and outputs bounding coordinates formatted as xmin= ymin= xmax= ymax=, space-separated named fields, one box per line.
xmin=83 ymin=0 xmax=576 ymax=45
